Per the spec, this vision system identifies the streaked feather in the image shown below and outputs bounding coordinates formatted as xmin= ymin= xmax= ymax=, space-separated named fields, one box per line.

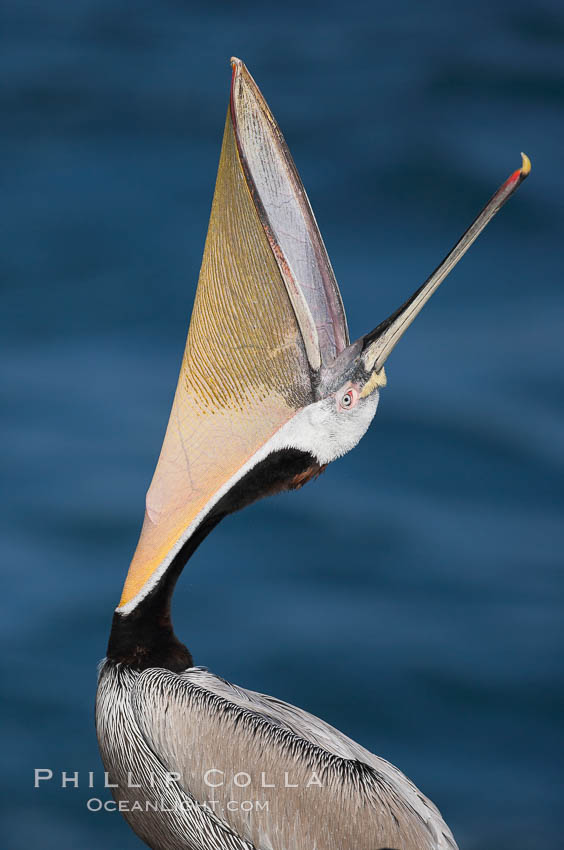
xmin=97 ymin=660 xmax=457 ymax=850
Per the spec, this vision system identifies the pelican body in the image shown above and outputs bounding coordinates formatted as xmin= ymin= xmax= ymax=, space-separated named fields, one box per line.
xmin=96 ymin=59 xmax=529 ymax=850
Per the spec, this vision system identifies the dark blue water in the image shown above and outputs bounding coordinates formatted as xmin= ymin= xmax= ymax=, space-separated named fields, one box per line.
xmin=2 ymin=2 xmax=562 ymax=848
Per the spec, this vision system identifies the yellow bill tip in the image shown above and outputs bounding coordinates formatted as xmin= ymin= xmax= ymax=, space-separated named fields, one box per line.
xmin=520 ymin=152 xmax=531 ymax=176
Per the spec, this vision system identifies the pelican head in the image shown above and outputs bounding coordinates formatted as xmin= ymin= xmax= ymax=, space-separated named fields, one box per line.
xmin=115 ymin=58 xmax=530 ymax=617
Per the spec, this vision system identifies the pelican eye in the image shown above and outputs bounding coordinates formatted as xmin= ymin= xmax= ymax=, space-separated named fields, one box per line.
xmin=337 ymin=385 xmax=359 ymax=413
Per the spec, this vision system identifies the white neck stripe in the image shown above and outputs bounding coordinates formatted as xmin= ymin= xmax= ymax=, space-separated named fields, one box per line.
xmin=117 ymin=392 xmax=379 ymax=616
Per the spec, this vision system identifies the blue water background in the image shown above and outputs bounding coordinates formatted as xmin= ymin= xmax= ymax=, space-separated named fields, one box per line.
xmin=1 ymin=1 xmax=563 ymax=848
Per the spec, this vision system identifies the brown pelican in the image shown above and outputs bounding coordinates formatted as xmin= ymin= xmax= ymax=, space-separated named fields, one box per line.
xmin=96 ymin=58 xmax=530 ymax=850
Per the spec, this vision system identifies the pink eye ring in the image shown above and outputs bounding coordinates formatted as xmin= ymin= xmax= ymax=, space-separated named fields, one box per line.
xmin=337 ymin=385 xmax=359 ymax=412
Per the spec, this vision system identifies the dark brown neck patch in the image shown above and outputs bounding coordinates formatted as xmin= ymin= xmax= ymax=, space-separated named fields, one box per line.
xmin=107 ymin=448 xmax=323 ymax=671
